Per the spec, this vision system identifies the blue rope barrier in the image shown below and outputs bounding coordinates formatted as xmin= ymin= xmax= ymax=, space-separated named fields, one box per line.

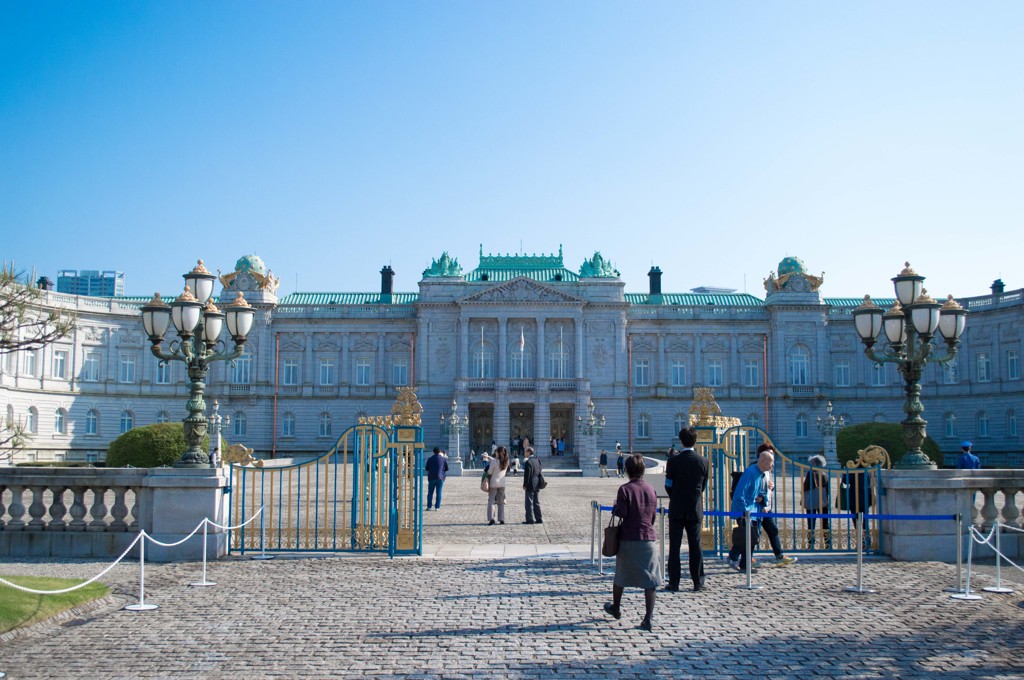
xmin=599 ymin=505 xmax=955 ymax=522
xmin=866 ymin=513 xmax=956 ymax=521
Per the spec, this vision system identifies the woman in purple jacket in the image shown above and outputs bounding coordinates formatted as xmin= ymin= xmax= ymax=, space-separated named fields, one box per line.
xmin=603 ymin=453 xmax=661 ymax=631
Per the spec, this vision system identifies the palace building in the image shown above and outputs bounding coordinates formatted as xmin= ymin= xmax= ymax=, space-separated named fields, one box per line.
xmin=3 ymin=249 xmax=1022 ymax=467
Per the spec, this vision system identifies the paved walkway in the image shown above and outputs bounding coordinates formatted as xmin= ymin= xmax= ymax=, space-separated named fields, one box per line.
xmin=2 ymin=477 xmax=1024 ymax=678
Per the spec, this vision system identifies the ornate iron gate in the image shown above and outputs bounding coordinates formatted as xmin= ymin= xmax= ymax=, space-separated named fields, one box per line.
xmin=228 ymin=388 xmax=424 ymax=557
xmin=702 ymin=424 xmax=886 ymax=556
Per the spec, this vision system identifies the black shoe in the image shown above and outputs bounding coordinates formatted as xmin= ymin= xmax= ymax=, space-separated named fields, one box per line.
xmin=603 ymin=603 xmax=621 ymax=620
xmin=488 ymin=520 xmax=496 ymax=526
xmin=500 ymin=521 xmax=505 ymax=525
xmin=640 ymin=617 xmax=653 ymax=631
xmin=693 ymin=583 xmax=704 ymax=592
xmin=535 ymin=520 xmax=543 ymax=524
xmin=662 ymin=584 xmax=680 ymax=592
xmin=425 ymin=507 xmax=431 ymax=511
xmin=522 ymin=521 xmax=535 ymax=525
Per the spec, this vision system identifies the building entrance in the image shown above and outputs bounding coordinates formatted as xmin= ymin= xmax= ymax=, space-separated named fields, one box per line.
xmin=470 ymin=404 xmax=494 ymax=453
xmin=550 ymin=405 xmax=575 ymax=455
xmin=509 ymin=404 xmax=534 ymax=452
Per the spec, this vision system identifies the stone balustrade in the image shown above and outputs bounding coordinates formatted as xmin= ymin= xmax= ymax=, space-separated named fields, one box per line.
xmin=881 ymin=469 xmax=1024 ymax=562
xmin=0 ymin=466 xmax=230 ymax=561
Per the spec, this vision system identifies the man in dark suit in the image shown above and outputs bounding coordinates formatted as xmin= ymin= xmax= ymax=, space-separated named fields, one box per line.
xmin=522 ymin=447 xmax=544 ymax=524
xmin=664 ymin=426 xmax=709 ymax=592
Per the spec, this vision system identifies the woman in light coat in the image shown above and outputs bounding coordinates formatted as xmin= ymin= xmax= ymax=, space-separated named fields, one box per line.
xmin=486 ymin=446 xmax=510 ymax=525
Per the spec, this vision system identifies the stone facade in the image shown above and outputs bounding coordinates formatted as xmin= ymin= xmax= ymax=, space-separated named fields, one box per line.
xmin=2 ymin=250 xmax=1022 ymax=466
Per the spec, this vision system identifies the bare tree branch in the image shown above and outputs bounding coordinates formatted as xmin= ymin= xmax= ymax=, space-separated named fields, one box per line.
xmin=0 ymin=262 xmax=76 ymax=355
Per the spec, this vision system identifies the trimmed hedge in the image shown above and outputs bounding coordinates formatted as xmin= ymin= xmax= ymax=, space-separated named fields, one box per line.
xmin=105 ymin=423 xmax=216 ymax=468
xmin=837 ymin=422 xmax=942 ymax=467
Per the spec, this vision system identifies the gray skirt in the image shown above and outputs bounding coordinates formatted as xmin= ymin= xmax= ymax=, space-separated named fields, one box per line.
xmin=613 ymin=540 xmax=662 ymax=589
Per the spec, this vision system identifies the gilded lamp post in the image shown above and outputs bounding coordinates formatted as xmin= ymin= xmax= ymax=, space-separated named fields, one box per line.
xmin=816 ymin=401 xmax=845 ymax=469
xmin=140 ymin=261 xmax=256 ymax=468
xmin=851 ymin=263 xmax=967 ymax=470
xmin=440 ymin=398 xmax=468 ymax=476
xmin=576 ymin=399 xmax=606 ymax=476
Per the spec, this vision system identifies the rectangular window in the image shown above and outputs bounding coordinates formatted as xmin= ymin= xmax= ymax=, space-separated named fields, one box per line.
xmin=706 ymin=359 xmax=723 ymax=387
xmin=670 ymin=360 xmax=687 ymax=387
xmin=23 ymin=350 xmax=37 ymax=377
xmin=119 ymin=354 xmax=136 ymax=383
xmin=944 ymin=360 xmax=958 ymax=385
xmin=977 ymin=353 xmax=991 ymax=383
xmin=636 ymin=416 xmax=650 ymax=439
xmin=834 ymin=360 xmax=851 ymax=387
xmin=85 ymin=412 xmax=98 ymax=435
xmin=52 ymin=350 xmax=68 ymax=379
xmin=633 ymin=359 xmax=650 ymax=387
xmin=790 ymin=352 xmax=809 ymax=386
xmin=796 ymin=417 xmax=808 ymax=438
xmin=83 ymin=352 xmax=101 ymax=382
xmin=233 ymin=415 xmax=247 ymax=437
xmin=355 ymin=359 xmax=372 ymax=386
xmin=282 ymin=414 xmax=295 ymax=437
xmin=156 ymin=360 xmax=172 ymax=385
xmin=392 ymin=359 xmax=409 ymax=386
xmin=319 ymin=358 xmax=336 ymax=386
xmin=283 ymin=359 xmax=299 ymax=386
xmin=1007 ymin=349 xmax=1019 ymax=381
xmin=871 ymin=364 xmax=887 ymax=387
xmin=230 ymin=353 xmax=252 ymax=385
xmin=743 ymin=359 xmax=760 ymax=388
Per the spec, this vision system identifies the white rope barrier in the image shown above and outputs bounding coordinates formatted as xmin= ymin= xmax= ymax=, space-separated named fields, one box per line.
xmin=0 ymin=532 xmax=143 ymax=595
xmin=970 ymin=524 xmax=1024 ymax=576
xmin=140 ymin=519 xmax=207 ymax=548
xmin=204 ymin=505 xmax=264 ymax=532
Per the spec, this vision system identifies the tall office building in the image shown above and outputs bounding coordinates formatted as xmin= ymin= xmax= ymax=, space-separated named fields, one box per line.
xmin=56 ymin=270 xmax=126 ymax=297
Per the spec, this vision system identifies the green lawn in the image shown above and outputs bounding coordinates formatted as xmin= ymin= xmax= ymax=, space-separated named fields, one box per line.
xmin=0 ymin=575 xmax=110 ymax=633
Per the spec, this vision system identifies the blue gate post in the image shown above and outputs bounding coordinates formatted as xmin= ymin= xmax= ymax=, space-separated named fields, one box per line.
xmin=389 ymin=423 xmax=424 ymax=557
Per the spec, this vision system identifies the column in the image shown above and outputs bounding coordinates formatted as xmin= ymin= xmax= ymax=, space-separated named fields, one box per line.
xmin=460 ymin=316 xmax=469 ymax=378
xmin=377 ymin=331 xmax=386 ymax=385
xmin=498 ymin=316 xmax=507 ymax=378
xmin=535 ymin=385 xmax=550 ymax=458
xmin=730 ymin=333 xmax=739 ymax=391
xmin=537 ymin=319 xmax=546 ymax=379
xmin=658 ymin=333 xmax=666 ymax=386
xmin=494 ymin=383 xmax=510 ymax=454
xmin=695 ymin=335 xmax=704 ymax=385
xmin=575 ymin=319 xmax=584 ymax=379
xmin=340 ymin=331 xmax=349 ymax=384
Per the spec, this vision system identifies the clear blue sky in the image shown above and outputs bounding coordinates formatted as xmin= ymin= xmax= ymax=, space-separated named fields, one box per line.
xmin=2 ymin=2 xmax=1021 ymax=300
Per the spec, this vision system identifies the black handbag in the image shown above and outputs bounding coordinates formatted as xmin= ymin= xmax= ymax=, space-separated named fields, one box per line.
xmin=602 ymin=515 xmax=621 ymax=557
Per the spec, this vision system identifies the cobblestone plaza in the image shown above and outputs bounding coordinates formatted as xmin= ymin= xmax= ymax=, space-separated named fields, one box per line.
xmin=2 ymin=477 xmax=1023 ymax=679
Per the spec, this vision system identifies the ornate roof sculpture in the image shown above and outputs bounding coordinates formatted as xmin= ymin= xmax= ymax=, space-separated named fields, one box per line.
xmin=219 ymin=253 xmax=280 ymax=294
xmin=466 ymin=244 xmax=579 ymax=283
xmin=422 ymin=252 xmax=463 ymax=278
xmin=579 ymin=251 xmax=620 ymax=278
xmin=763 ymin=256 xmax=824 ymax=294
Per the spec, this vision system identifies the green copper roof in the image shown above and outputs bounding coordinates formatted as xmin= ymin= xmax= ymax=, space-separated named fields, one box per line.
xmin=626 ymin=293 xmax=764 ymax=306
xmin=464 ymin=268 xmax=579 ymax=283
xmin=824 ymin=297 xmax=896 ymax=309
xmin=466 ymin=246 xmax=578 ymax=283
xmin=279 ymin=292 xmax=418 ymax=305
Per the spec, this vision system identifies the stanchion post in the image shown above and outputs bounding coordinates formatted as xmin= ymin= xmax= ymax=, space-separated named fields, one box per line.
xmin=597 ymin=506 xmax=604 ymax=576
xmin=252 ymin=504 xmax=274 ymax=560
xmin=737 ymin=511 xmax=762 ymax=591
xmin=951 ymin=523 xmax=982 ymax=601
xmin=945 ymin=513 xmax=965 ymax=593
xmin=983 ymin=522 xmax=1013 ymax=594
xmin=659 ymin=500 xmax=666 ymax=575
xmin=124 ymin=534 xmax=159 ymax=612
xmin=844 ymin=513 xmax=875 ymax=594
xmin=590 ymin=501 xmax=597 ymax=565
xmin=190 ymin=519 xmax=217 ymax=587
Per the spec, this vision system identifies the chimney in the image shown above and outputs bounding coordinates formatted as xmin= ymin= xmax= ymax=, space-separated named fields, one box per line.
xmin=648 ymin=266 xmax=663 ymax=304
xmin=36 ymin=276 xmax=54 ymax=291
xmin=380 ymin=266 xmax=395 ymax=303
xmin=992 ymin=279 xmax=1005 ymax=295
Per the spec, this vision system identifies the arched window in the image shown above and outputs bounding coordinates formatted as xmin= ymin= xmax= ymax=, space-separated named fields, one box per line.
xmin=156 ymin=410 xmax=170 ymax=424
xmin=233 ymin=411 xmax=247 ymax=437
xmin=319 ymin=412 xmax=332 ymax=438
xmin=795 ymin=413 xmax=808 ymax=438
xmin=548 ymin=338 xmax=571 ymax=380
xmin=119 ymin=410 xmax=134 ymax=434
xmin=85 ymin=409 xmax=99 ymax=436
xmin=977 ymin=411 xmax=990 ymax=437
xmin=636 ymin=414 xmax=651 ymax=439
xmin=54 ymin=408 xmax=66 ymax=435
xmin=789 ymin=346 xmax=810 ymax=386
xmin=1008 ymin=410 xmax=1018 ymax=438
xmin=27 ymin=407 xmax=38 ymax=434
xmin=472 ymin=341 xmax=494 ymax=379
xmin=944 ymin=412 xmax=957 ymax=438
xmin=510 ymin=340 xmax=533 ymax=379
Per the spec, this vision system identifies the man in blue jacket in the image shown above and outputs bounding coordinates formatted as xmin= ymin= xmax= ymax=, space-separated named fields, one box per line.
xmin=730 ymin=448 xmax=773 ymax=571
xmin=957 ymin=441 xmax=981 ymax=470
xmin=425 ymin=447 xmax=449 ymax=510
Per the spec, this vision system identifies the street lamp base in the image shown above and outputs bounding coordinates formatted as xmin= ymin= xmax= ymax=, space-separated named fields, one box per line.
xmin=173 ymin=462 xmax=214 ymax=469
xmin=894 ymin=452 xmax=937 ymax=470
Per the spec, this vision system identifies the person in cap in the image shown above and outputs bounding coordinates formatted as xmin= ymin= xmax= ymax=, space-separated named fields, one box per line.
xmin=957 ymin=441 xmax=981 ymax=470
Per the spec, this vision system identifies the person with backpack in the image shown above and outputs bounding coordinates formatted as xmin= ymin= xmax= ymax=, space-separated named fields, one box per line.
xmin=803 ymin=454 xmax=831 ymax=549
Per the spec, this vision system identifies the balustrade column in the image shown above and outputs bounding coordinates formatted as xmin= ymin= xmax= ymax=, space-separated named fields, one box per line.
xmin=87 ymin=487 xmax=109 ymax=531
xmin=110 ymin=488 xmax=129 ymax=531
xmin=1001 ymin=487 xmax=1022 ymax=529
xmin=6 ymin=485 xmax=26 ymax=530
xmin=49 ymin=486 xmax=68 ymax=531
xmin=0 ymin=485 xmax=5 ymax=529
xmin=27 ymin=486 xmax=47 ymax=530
xmin=68 ymin=487 xmax=88 ymax=531
xmin=979 ymin=489 xmax=999 ymax=531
